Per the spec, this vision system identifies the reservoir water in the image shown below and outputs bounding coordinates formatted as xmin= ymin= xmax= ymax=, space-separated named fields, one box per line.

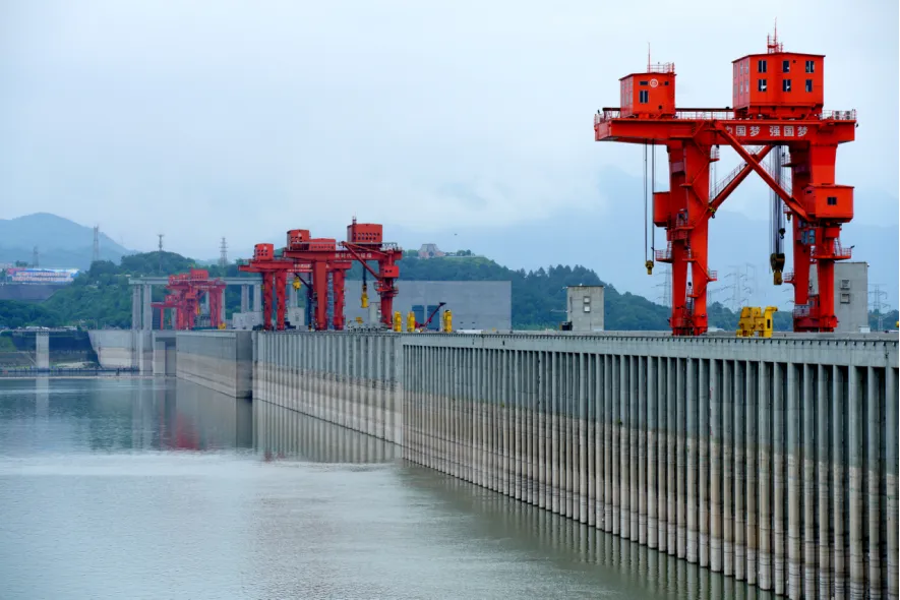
xmin=0 ymin=377 xmax=766 ymax=599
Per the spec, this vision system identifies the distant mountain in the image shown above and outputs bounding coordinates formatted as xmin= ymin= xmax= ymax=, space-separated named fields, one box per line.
xmin=0 ymin=213 xmax=135 ymax=270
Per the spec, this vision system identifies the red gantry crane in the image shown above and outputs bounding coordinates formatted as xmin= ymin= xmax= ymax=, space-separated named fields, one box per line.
xmin=239 ymin=219 xmax=402 ymax=332
xmin=238 ymin=242 xmax=313 ymax=331
xmin=153 ymin=269 xmax=227 ymax=330
xmin=594 ymin=31 xmax=856 ymax=335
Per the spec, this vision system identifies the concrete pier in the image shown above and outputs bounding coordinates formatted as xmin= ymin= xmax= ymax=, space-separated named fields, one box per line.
xmin=35 ymin=332 xmax=49 ymax=369
xmin=176 ymin=331 xmax=253 ymax=398
xmin=235 ymin=330 xmax=898 ymax=598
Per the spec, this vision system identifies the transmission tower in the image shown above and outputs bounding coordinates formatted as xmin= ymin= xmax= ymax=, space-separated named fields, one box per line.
xmin=32 ymin=246 xmax=39 ymax=268
xmin=157 ymin=234 xmax=164 ymax=274
xmin=655 ymin=265 xmax=672 ymax=306
xmin=723 ymin=264 xmax=758 ymax=312
xmin=219 ymin=237 xmax=228 ymax=268
xmin=92 ymin=225 xmax=100 ymax=264
xmin=868 ymin=284 xmax=889 ymax=331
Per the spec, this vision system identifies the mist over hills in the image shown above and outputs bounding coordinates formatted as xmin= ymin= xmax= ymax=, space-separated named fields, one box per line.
xmin=384 ymin=166 xmax=900 ymax=309
xmin=0 ymin=213 xmax=134 ymax=270
xmin=6 ymin=166 xmax=898 ymax=313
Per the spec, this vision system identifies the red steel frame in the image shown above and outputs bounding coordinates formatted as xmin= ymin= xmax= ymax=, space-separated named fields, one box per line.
xmin=239 ymin=219 xmax=402 ymax=332
xmin=594 ymin=40 xmax=855 ymax=335
xmin=153 ymin=269 xmax=228 ymax=331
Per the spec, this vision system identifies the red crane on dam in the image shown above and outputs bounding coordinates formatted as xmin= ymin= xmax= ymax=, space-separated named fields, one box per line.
xmin=152 ymin=269 xmax=227 ymax=330
xmin=239 ymin=219 xmax=402 ymax=332
xmin=594 ymin=30 xmax=856 ymax=335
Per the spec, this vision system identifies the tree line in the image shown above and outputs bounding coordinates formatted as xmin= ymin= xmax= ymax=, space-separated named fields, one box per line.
xmin=0 ymin=250 xmax=895 ymax=332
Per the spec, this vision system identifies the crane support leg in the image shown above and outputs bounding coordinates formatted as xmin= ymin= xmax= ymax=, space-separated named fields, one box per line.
xmin=666 ymin=141 xmax=713 ymax=335
xmin=312 ymin=262 xmax=329 ymax=331
xmin=262 ymin=273 xmax=273 ymax=331
xmin=332 ymin=269 xmax=345 ymax=331
xmin=275 ymin=271 xmax=287 ymax=331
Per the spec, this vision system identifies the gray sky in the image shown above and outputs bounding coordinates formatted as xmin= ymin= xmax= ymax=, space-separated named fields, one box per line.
xmin=1 ymin=0 xmax=897 ymax=260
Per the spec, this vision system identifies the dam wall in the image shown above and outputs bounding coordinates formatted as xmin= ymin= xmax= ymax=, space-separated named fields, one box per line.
xmin=254 ymin=332 xmax=403 ymax=444
xmin=175 ymin=331 xmax=253 ymax=399
xmin=250 ymin=330 xmax=899 ymax=599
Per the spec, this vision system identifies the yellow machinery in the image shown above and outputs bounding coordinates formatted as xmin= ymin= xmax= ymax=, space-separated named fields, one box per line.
xmin=292 ymin=276 xmax=301 ymax=290
xmin=442 ymin=310 xmax=453 ymax=333
xmin=406 ymin=311 xmax=416 ymax=333
xmin=736 ymin=306 xmax=778 ymax=338
xmin=393 ymin=311 xmax=402 ymax=332
xmin=361 ymin=282 xmax=368 ymax=308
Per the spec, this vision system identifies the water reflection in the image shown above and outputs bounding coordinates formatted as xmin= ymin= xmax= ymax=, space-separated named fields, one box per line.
xmin=0 ymin=377 xmax=252 ymax=456
xmin=253 ymin=399 xmax=398 ymax=463
xmin=253 ymin=401 xmax=766 ymax=600
xmin=0 ymin=378 xmax=767 ymax=600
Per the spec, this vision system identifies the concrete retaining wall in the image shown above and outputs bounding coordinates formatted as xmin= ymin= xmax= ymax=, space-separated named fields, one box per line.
xmin=252 ymin=330 xmax=899 ymax=599
xmin=253 ymin=332 xmax=403 ymax=444
xmin=176 ymin=331 xmax=253 ymax=398
xmin=87 ymin=330 xmax=135 ymax=368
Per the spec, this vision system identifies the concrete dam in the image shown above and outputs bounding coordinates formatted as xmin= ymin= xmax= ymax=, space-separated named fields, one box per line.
xmin=174 ymin=329 xmax=898 ymax=599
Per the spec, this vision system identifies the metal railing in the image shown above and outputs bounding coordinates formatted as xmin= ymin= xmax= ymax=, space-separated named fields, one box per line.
xmin=811 ymin=241 xmax=852 ymax=260
xmin=0 ymin=366 xmax=139 ymax=378
xmin=792 ymin=304 xmax=811 ymax=318
xmin=674 ymin=109 xmax=735 ymax=121
xmin=647 ymin=63 xmax=675 ymax=74
xmin=821 ymin=109 xmax=857 ymax=121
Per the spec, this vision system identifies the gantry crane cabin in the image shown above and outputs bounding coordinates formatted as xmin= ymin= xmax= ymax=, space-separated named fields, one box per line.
xmin=595 ymin=31 xmax=856 ymax=336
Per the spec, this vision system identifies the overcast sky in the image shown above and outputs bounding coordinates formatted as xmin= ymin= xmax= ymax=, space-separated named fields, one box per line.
xmin=1 ymin=0 xmax=897 ymax=260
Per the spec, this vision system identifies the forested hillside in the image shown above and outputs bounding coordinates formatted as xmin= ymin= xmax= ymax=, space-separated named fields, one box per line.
xmin=0 ymin=250 xmax=895 ymax=331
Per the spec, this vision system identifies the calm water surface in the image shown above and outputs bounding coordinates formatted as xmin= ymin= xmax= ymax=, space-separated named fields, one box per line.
xmin=0 ymin=377 xmax=763 ymax=599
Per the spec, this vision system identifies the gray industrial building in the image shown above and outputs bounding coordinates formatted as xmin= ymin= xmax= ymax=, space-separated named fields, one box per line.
xmin=809 ymin=261 xmax=868 ymax=333
xmin=343 ymin=280 xmax=511 ymax=331
xmin=566 ymin=285 xmax=605 ymax=333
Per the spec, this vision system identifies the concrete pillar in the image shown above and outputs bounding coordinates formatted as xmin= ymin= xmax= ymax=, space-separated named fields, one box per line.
xmin=241 ymin=285 xmax=250 ymax=313
xmin=35 ymin=332 xmax=49 ymax=369
xmin=866 ymin=366 xmax=882 ymax=599
xmin=142 ymin=284 xmax=152 ymax=330
xmin=803 ymin=365 xmax=818 ymax=598
xmin=203 ymin=289 xmax=210 ymax=315
xmin=848 ymin=366 xmax=864 ymax=600
xmin=759 ymin=362 xmax=773 ymax=591
xmin=153 ymin=340 xmax=166 ymax=375
xmin=253 ymin=285 xmax=262 ymax=312
xmin=710 ymin=359 xmax=722 ymax=572
xmin=833 ymin=366 xmax=846 ymax=599
xmin=132 ymin=285 xmax=141 ymax=330
xmin=289 ymin=284 xmax=298 ymax=308
xmin=886 ymin=366 xmax=898 ymax=600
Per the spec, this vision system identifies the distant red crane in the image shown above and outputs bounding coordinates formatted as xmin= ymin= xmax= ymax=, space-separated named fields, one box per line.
xmin=239 ymin=219 xmax=402 ymax=332
xmin=153 ymin=269 xmax=227 ymax=330
xmin=594 ymin=31 xmax=855 ymax=335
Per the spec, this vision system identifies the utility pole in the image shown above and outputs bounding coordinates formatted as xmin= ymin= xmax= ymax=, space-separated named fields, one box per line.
xmin=219 ymin=237 xmax=228 ymax=269
xmin=92 ymin=225 xmax=100 ymax=264
xmin=868 ymin=284 xmax=889 ymax=331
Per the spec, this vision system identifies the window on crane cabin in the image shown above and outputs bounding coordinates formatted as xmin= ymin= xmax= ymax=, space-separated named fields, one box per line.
xmin=783 ymin=79 xmax=792 ymax=92
xmin=757 ymin=59 xmax=767 ymax=73
xmin=639 ymin=90 xmax=649 ymax=104
xmin=805 ymin=60 xmax=815 ymax=73
xmin=758 ymin=79 xmax=767 ymax=92
xmin=806 ymin=79 xmax=813 ymax=93
xmin=782 ymin=60 xmax=790 ymax=73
